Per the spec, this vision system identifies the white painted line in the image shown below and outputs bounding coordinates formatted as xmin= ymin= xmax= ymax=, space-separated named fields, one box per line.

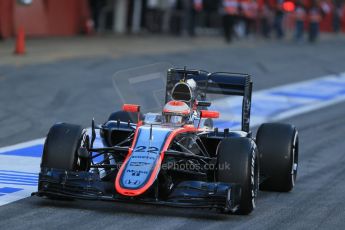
xmin=213 ymin=72 xmax=345 ymax=128
xmin=0 ymin=138 xmax=45 ymax=154
xmin=0 ymin=155 xmax=41 ymax=173
xmin=272 ymin=94 xmax=345 ymax=121
xmin=0 ymin=155 xmax=41 ymax=206
xmin=0 ymin=186 xmax=37 ymax=206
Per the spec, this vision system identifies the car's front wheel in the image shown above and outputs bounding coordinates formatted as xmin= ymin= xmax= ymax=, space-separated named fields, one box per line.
xmin=217 ymin=137 xmax=259 ymax=215
xmin=41 ymin=123 xmax=87 ymax=171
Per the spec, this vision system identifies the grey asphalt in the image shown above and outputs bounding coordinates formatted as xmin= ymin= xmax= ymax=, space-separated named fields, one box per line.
xmin=1 ymin=36 xmax=345 ymax=229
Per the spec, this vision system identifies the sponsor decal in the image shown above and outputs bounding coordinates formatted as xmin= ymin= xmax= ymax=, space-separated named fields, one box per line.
xmin=120 ymin=126 xmax=171 ymax=189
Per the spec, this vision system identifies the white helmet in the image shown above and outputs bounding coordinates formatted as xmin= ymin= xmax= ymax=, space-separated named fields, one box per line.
xmin=162 ymin=100 xmax=191 ymax=125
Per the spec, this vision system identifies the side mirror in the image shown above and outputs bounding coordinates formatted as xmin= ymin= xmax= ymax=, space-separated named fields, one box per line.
xmin=200 ymin=110 xmax=219 ymax=119
xmin=122 ymin=104 xmax=140 ymax=113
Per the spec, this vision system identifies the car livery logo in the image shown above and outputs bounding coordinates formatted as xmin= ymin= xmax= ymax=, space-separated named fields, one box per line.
xmin=119 ymin=126 xmax=171 ymax=189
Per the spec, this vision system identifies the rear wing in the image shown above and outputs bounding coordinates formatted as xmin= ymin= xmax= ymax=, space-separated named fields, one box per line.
xmin=166 ymin=68 xmax=252 ymax=132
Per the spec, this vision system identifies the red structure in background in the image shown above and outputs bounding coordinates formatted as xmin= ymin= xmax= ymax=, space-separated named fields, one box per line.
xmin=1 ymin=0 xmax=344 ymax=39
xmin=0 ymin=0 xmax=90 ymax=39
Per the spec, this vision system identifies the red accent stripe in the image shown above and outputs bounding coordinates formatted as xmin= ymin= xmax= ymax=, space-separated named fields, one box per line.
xmin=115 ymin=125 xmax=198 ymax=196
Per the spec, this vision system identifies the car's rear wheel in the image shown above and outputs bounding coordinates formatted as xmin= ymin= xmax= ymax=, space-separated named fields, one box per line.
xmin=217 ymin=137 xmax=259 ymax=215
xmin=256 ymin=123 xmax=299 ymax=192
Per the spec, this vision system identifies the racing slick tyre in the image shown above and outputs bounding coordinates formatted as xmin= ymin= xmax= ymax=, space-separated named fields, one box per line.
xmin=217 ymin=137 xmax=259 ymax=215
xmin=41 ymin=123 xmax=85 ymax=171
xmin=108 ymin=111 xmax=144 ymax=123
xmin=256 ymin=123 xmax=299 ymax=192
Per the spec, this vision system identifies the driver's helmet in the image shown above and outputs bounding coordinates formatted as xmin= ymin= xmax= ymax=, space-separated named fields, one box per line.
xmin=162 ymin=100 xmax=191 ymax=125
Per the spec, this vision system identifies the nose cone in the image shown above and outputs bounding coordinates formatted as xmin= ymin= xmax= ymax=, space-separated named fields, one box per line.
xmin=115 ymin=126 xmax=172 ymax=196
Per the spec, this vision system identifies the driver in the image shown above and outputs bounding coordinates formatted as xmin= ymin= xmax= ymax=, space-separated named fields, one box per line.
xmin=162 ymin=100 xmax=191 ymax=125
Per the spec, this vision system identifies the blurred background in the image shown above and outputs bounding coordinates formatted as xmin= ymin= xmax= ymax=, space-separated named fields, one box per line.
xmin=0 ymin=0 xmax=344 ymax=40
xmin=1 ymin=0 xmax=345 ymax=145
xmin=1 ymin=1 xmax=345 ymax=228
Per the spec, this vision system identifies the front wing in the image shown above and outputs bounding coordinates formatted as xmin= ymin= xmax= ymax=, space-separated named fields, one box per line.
xmin=34 ymin=168 xmax=241 ymax=212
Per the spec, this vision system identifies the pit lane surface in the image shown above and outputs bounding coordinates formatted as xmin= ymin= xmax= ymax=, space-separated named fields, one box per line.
xmin=1 ymin=38 xmax=345 ymax=229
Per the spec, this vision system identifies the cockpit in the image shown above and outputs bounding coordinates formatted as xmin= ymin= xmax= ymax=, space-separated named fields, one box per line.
xmin=143 ymin=113 xmax=188 ymax=127
xmin=143 ymin=99 xmax=191 ymax=127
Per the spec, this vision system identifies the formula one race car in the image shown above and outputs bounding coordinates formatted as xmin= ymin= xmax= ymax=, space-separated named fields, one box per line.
xmin=35 ymin=68 xmax=299 ymax=215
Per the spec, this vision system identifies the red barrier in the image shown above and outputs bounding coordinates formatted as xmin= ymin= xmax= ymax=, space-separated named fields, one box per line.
xmin=1 ymin=0 xmax=91 ymax=38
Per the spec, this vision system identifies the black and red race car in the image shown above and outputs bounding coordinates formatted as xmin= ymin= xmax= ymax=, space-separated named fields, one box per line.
xmin=35 ymin=68 xmax=299 ymax=215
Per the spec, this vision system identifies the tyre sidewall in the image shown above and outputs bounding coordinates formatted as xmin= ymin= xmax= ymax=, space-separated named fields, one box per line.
xmin=257 ymin=123 xmax=298 ymax=192
xmin=217 ymin=138 xmax=259 ymax=214
xmin=41 ymin=123 xmax=84 ymax=171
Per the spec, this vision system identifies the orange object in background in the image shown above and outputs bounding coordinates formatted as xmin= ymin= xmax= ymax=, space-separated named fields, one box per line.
xmin=14 ymin=26 xmax=25 ymax=55
xmin=283 ymin=1 xmax=295 ymax=12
